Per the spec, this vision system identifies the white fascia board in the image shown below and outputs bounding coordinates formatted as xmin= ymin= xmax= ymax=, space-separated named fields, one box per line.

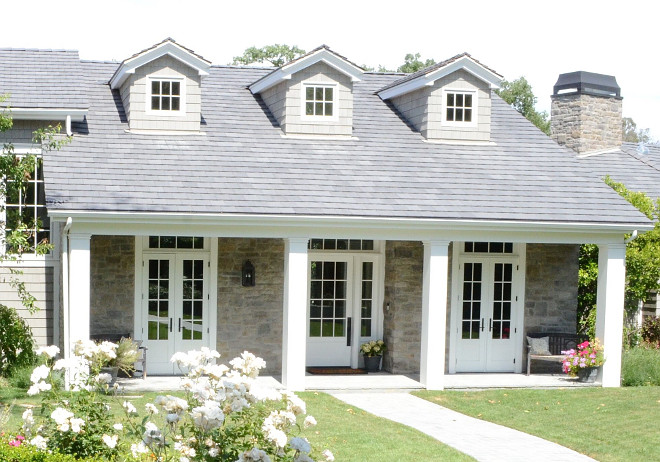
xmin=379 ymin=56 xmax=503 ymax=100
xmin=110 ymin=42 xmax=211 ymax=89
xmin=8 ymin=108 xmax=87 ymax=122
xmin=47 ymin=210 xmax=650 ymax=245
xmin=249 ymin=49 xmax=363 ymax=94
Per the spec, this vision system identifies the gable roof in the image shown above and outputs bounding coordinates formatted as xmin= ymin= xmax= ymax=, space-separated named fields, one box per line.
xmin=0 ymin=48 xmax=88 ymax=120
xmin=39 ymin=60 xmax=650 ymax=231
xmin=377 ymin=52 xmax=503 ymax=100
xmin=577 ymin=143 xmax=660 ymax=199
xmin=109 ymin=38 xmax=211 ymax=89
xmin=249 ymin=45 xmax=364 ymax=94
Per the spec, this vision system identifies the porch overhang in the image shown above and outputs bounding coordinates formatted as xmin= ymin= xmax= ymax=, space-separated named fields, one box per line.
xmin=48 ymin=210 xmax=649 ymax=245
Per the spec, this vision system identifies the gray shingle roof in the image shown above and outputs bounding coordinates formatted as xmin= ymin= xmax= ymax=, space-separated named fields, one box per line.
xmin=0 ymin=48 xmax=88 ymax=109
xmin=39 ymin=60 xmax=649 ymax=227
xmin=577 ymin=143 xmax=660 ymax=199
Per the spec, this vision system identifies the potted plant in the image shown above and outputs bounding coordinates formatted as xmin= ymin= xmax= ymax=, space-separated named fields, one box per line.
xmin=561 ymin=338 xmax=605 ymax=382
xmin=360 ymin=339 xmax=387 ymax=372
xmin=74 ymin=338 xmax=139 ymax=384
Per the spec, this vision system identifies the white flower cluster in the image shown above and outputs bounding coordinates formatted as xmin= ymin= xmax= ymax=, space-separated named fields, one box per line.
xmin=51 ymin=407 xmax=85 ymax=433
xmin=27 ymin=364 xmax=52 ymax=396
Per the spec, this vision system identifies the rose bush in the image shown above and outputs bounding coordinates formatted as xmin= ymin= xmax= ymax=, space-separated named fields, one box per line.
xmin=18 ymin=343 xmax=333 ymax=461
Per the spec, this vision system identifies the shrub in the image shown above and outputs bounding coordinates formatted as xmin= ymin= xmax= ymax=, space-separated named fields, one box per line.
xmin=0 ymin=437 xmax=104 ymax=461
xmin=622 ymin=345 xmax=660 ymax=386
xmin=9 ymin=364 xmax=38 ymax=389
xmin=0 ymin=304 xmax=36 ymax=377
xmin=641 ymin=316 xmax=660 ymax=347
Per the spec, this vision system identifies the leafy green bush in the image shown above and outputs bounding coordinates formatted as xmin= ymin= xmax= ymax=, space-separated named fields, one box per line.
xmin=622 ymin=345 xmax=660 ymax=386
xmin=9 ymin=364 xmax=37 ymax=389
xmin=641 ymin=316 xmax=660 ymax=347
xmin=0 ymin=439 xmax=104 ymax=461
xmin=0 ymin=305 xmax=36 ymax=377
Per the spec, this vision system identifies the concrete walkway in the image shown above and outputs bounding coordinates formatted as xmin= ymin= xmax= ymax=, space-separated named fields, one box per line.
xmin=330 ymin=391 xmax=595 ymax=462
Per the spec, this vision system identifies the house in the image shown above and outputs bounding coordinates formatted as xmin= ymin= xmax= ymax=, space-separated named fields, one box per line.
xmin=0 ymin=39 xmax=651 ymax=391
xmin=550 ymin=71 xmax=660 ymax=321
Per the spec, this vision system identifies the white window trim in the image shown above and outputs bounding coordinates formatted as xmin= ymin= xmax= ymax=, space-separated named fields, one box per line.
xmin=146 ymin=76 xmax=187 ymax=117
xmin=300 ymin=82 xmax=339 ymax=122
xmin=1 ymin=145 xmax=56 ymax=262
xmin=441 ymin=88 xmax=478 ymax=127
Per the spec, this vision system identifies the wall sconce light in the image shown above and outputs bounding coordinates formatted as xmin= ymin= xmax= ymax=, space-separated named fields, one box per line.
xmin=242 ymin=260 xmax=255 ymax=287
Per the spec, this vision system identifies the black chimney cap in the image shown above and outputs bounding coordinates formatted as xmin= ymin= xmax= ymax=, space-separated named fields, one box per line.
xmin=553 ymin=71 xmax=621 ymax=98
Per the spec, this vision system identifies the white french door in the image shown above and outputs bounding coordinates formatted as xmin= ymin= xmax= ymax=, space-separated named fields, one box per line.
xmin=454 ymin=258 xmax=522 ymax=372
xmin=140 ymin=253 xmax=209 ymax=374
xmin=306 ymin=255 xmax=380 ymax=367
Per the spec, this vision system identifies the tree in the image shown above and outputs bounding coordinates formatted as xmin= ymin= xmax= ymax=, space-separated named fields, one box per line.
xmin=496 ymin=77 xmax=551 ymax=135
xmin=578 ymin=176 xmax=660 ymax=334
xmin=622 ymin=117 xmax=651 ymax=143
xmin=232 ymin=44 xmax=306 ymax=67
xmin=397 ymin=53 xmax=435 ymax=73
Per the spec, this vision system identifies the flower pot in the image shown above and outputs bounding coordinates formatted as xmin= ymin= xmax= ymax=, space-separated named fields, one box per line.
xmin=363 ymin=355 xmax=381 ymax=372
xmin=100 ymin=366 xmax=119 ymax=385
xmin=577 ymin=366 xmax=598 ymax=383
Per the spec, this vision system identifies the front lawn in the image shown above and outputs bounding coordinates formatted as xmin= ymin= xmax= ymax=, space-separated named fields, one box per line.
xmin=415 ymin=387 xmax=660 ymax=462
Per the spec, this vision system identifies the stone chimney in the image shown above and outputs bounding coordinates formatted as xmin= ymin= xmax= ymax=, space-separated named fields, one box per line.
xmin=551 ymin=71 xmax=622 ymax=154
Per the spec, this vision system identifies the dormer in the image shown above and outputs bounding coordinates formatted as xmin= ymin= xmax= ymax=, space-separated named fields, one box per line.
xmin=249 ymin=45 xmax=364 ymax=137
xmin=109 ymin=38 xmax=211 ymax=133
xmin=378 ymin=53 xmax=502 ymax=142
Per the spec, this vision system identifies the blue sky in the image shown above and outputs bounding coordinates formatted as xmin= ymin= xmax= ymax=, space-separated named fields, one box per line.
xmin=4 ymin=0 xmax=659 ymax=140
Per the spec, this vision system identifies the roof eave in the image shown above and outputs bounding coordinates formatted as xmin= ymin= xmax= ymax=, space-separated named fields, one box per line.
xmin=378 ymin=55 xmax=503 ymax=100
xmin=7 ymin=108 xmax=88 ymax=122
xmin=109 ymin=41 xmax=211 ymax=90
xmin=249 ymin=48 xmax=364 ymax=94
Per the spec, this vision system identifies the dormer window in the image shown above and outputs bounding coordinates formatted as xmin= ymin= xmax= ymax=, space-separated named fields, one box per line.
xmin=304 ymin=84 xmax=335 ymax=117
xmin=445 ymin=90 xmax=475 ymax=123
xmin=150 ymin=78 xmax=183 ymax=112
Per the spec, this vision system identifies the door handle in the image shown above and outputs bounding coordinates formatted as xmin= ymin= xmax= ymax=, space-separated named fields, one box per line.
xmin=169 ymin=318 xmax=173 ymax=332
xmin=178 ymin=318 xmax=182 ymax=333
xmin=480 ymin=318 xmax=484 ymax=332
xmin=489 ymin=318 xmax=493 ymax=332
xmin=347 ymin=317 xmax=352 ymax=346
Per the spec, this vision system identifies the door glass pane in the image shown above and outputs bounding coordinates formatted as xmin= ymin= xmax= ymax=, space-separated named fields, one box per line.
xmin=361 ymin=262 xmax=374 ymax=337
xmin=461 ymin=263 xmax=482 ymax=339
xmin=181 ymin=259 xmax=204 ymax=341
xmin=491 ymin=263 xmax=513 ymax=340
xmin=309 ymin=261 xmax=348 ymax=338
xmin=147 ymin=259 xmax=169 ymax=340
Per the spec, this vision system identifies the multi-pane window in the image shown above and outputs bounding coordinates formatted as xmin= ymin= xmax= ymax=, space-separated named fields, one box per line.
xmin=446 ymin=91 xmax=473 ymax=122
xmin=148 ymin=236 xmax=204 ymax=249
xmin=5 ymin=155 xmax=49 ymax=254
xmin=304 ymin=85 xmax=334 ymax=116
xmin=464 ymin=242 xmax=513 ymax=254
xmin=309 ymin=239 xmax=374 ymax=251
xmin=151 ymin=80 xmax=181 ymax=111
xmin=309 ymin=261 xmax=347 ymax=337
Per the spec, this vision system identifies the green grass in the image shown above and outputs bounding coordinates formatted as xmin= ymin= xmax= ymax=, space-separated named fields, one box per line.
xmin=299 ymin=392 xmax=473 ymax=461
xmin=414 ymin=387 xmax=660 ymax=462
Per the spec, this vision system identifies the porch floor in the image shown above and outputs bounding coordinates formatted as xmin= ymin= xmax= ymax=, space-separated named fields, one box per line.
xmin=116 ymin=372 xmax=597 ymax=392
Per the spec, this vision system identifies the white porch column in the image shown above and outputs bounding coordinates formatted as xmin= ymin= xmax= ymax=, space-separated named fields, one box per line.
xmin=68 ymin=233 xmax=91 ymax=356
xmin=420 ymin=240 xmax=450 ymax=390
xmin=282 ymin=238 xmax=308 ymax=391
xmin=595 ymin=243 xmax=626 ymax=387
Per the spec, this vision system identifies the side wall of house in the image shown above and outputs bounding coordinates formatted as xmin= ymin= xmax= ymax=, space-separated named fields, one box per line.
xmin=260 ymin=81 xmax=287 ymax=128
xmin=216 ymin=238 xmax=284 ymax=375
xmin=90 ymin=236 xmax=135 ymax=336
xmin=390 ymin=87 xmax=431 ymax=133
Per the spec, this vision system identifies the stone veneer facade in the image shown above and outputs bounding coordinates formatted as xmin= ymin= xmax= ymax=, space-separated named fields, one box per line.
xmin=90 ymin=236 xmax=135 ymax=336
xmin=551 ymin=93 xmax=622 ymax=153
xmin=216 ymin=239 xmax=284 ymax=375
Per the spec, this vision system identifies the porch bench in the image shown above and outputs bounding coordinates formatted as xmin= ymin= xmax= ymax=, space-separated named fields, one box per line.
xmin=526 ymin=332 xmax=587 ymax=376
xmin=90 ymin=333 xmax=148 ymax=379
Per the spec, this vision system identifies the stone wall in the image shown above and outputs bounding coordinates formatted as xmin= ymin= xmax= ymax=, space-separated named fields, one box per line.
xmin=524 ymin=244 xmax=579 ymax=334
xmin=216 ymin=239 xmax=284 ymax=375
xmin=383 ymin=241 xmax=424 ymax=374
xmin=90 ymin=236 xmax=135 ymax=336
xmin=551 ymin=93 xmax=622 ymax=153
